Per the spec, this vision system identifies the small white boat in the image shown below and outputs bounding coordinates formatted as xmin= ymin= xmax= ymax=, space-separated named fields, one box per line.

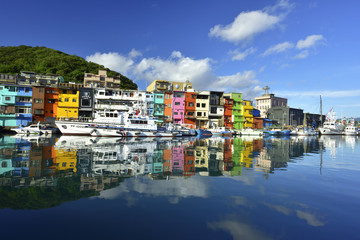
xmin=344 ymin=126 xmax=359 ymax=136
xmin=13 ymin=122 xmax=58 ymax=136
xmin=293 ymin=127 xmax=318 ymax=136
xmin=239 ymin=128 xmax=264 ymax=136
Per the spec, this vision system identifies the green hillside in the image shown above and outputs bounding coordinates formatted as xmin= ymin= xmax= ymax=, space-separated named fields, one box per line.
xmin=0 ymin=45 xmax=137 ymax=89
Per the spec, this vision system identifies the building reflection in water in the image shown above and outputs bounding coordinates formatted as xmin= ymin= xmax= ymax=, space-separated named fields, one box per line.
xmin=0 ymin=134 xmax=329 ymax=187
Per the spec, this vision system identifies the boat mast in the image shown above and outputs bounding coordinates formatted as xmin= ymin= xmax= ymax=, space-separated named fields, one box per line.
xmin=320 ymin=95 xmax=322 ymax=126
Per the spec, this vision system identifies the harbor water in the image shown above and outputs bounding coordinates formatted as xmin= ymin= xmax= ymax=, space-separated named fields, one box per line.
xmin=0 ymin=134 xmax=359 ymax=239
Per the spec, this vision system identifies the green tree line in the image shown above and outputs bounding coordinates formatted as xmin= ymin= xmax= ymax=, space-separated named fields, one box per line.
xmin=0 ymin=45 xmax=137 ymax=89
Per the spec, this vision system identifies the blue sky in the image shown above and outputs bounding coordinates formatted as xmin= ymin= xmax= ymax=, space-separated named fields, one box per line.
xmin=1 ymin=0 xmax=360 ymax=117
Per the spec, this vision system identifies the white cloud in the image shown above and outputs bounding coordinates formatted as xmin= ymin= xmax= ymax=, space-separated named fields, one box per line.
xmin=209 ymin=0 xmax=293 ymax=44
xmin=263 ymin=41 xmax=294 ymax=56
xmin=229 ymin=47 xmax=256 ymax=61
xmin=208 ymin=219 xmax=271 ymax=240
xmin=296 ymin=210 xmax=325 ymax=227
xmin=128 ymin=48 xmax=142 ymax=58
xmin=86 ymin=50 xmax=261 ymax=97
xmin=86 ymin=52 xmax=134 ymax=76
xmin=296 ymin=34 xmax=324 ymax=49
xmin=293 ymin=50 xmax=309 ymax=59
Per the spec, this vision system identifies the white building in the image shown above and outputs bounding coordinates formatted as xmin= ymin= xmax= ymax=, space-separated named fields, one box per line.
xmin=255 ymin=86 xmax=287 ymax=118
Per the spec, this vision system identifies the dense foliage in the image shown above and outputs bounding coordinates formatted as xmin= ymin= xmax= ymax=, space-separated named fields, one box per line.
xmin=0 ymin=45 xmax=137 ymax=89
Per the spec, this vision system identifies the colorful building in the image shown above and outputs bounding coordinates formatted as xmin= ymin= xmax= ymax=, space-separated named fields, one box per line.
xmin=44 ymin=87 xmax=58 ymax=121
xmin=223 ymin=94 xmax=233 ymax=129
xmin=172 ymin=91 xmax=185 ymax=124
xmin=163 ymin=92 xmax=173 ymax=123
xmin=153 ymin=92 xmax=164 ymax=123
xmin=57 ymin=83 xmax=81 ymax=119
xmin=16 ymin=85 xmax=33 ymax=126
xmin=184 ymin=91 xmax=196 ymax=128
xmin=0 ymin=85 xmax=17 ymax=127
xmin=242 ymin=100 xmax=253 ymax=129
xmin=230 ymin=93 xmax=243 ymax=130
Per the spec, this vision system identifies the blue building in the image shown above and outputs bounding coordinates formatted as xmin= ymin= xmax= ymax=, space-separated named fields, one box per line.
xmin=15 ymin=86 xmax=33 ymax=126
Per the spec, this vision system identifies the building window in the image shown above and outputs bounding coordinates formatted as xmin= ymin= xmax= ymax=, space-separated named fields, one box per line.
xmin=34 ymin=99 xmax=43 ymax=103
xmin=59 ymin=98 xmax=62 ymax=102
xmin=174 ymin=112 xmax=178 ymax=115
xmin=5 ymin=97 xmax=10 ymax=101
xmin=196 ymin=103 xmax=200 ymax=107
xmin=39 ymin=88 xmax=44 ymax=93
xmin=62 ymin=90 xmax=67 ymax=94
xmin=65 ymin=98 xmax=69 ymax=102
xmin=197 ymin=112 xmax=202 ymax=116
xmin=211 ymin=107 xmax=217 ymax=114
xmin=202 ymin=103 xmax=206 ymax=108
xmin=189 ymin=102 xmax=194 ymax=107
xmin=175 ymin=102 xmax=180 ymax=106
xmin=72 ymin=99 xmax=77 ymax=102
xmin=168 ymin=104 xmax=172 ymax=108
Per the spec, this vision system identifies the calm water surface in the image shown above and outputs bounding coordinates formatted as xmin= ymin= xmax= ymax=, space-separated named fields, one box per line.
xmin=0 ymin=134 xmax=359 ymax=240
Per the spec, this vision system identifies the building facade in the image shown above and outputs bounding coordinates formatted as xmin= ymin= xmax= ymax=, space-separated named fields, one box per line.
xmin=184 ymin=91 xmax=196 ymax=128
xmin=84 ymin=70 xmax=121 ymax=89
xmin=242 ymin=100 xmax=253 ymax=129
xmin=146 ymin=79 xmax=193 ymax=92
xmin=267 ymin=107 xmax=304 ymax=126
xmin=255 ymin=86 xmax=287 ymax=118
xmin=208 ymin=91 xmax=224 ymax=128
xmin=195 ymin=91 xmax=210 ymax=128
xmin=172 ymin=91 xmax=185 ymax=124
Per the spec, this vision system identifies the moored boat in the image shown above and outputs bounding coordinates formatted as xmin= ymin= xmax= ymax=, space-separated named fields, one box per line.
xmin=318 ymin=108 xmax=344 ymax=135
xmin=239 ymin=128 xmax=264 ymax=137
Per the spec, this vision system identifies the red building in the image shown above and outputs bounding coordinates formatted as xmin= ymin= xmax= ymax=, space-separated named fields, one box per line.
xmin=184 ymin=92 xmax=196 ymax=128
xmin=223 ymin=96 xmax=233 ymax=129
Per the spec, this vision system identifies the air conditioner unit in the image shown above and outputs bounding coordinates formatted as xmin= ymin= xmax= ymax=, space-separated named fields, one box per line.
xmin=15 ymin=113 xmax=20 ymax=117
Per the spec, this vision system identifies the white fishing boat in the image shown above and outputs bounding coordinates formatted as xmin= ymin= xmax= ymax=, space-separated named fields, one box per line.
xmin=239 ymin=128 xmax=264 ymax=136
xmin=344 ymin=126 xmax=359 ymax=136
xmin=318 ymin=108 xmax=344 ymax=135
xmin=344 ymin=118 xmax=358 ymax=136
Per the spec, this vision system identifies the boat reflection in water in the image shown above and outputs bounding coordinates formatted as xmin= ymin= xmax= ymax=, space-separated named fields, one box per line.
xmin=0 ymin=134 xmax=324 ymax=186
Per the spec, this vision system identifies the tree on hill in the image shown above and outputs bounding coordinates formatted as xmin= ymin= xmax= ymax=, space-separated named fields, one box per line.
xmin=0 ymin=45 xmax=137 ymax=90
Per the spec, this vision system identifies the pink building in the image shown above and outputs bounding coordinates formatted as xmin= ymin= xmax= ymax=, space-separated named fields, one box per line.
xmin=171 ymin=145 xmax=184 ymax=176
xmin=172 ymin=91 xmax=185 ymax=124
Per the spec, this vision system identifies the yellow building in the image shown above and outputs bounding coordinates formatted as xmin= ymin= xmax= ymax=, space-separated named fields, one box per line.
xmin=57 ymin=83 xmax=81 ymax=118
xmin=242 ymin=100 xmax=253 ymax=128
xmin=241 ymin=140 xmax=254 ymax=168
xmin=194 ymin=143 xmax=209 ymax=176
xmin=55 ymin=149 xmax=77 ymax=173
xmin=146 ymin=79 xmax=193 ymax=92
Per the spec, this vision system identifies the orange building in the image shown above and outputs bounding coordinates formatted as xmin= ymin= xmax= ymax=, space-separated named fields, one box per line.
xmin=184 ymin=92 xmax=196 ymax=128
xmin=162 ymin=148 xmax=172 ymax=175
xmin=44 ymin=87 xmax=58 ymax=120
xmin=223 ymin=138 xmax=233 ymax=171
xmin=223 ymin=95 xmax=233 ymax=129
xmin=163 ymin=92 xmax=173 ymax=123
